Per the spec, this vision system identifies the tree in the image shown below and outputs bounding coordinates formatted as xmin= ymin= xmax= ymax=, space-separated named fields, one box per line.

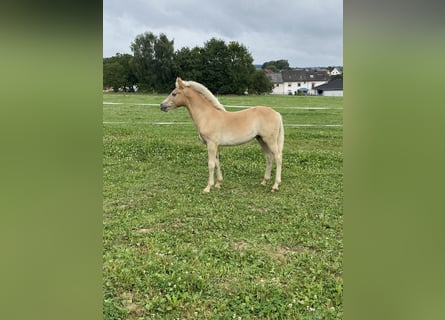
xmin=153 ymin=33 xmax=175 ymax=92
xmin=250 ymin=70 xmax=274 ymax=94
xmin=103 ymin=53 xmax=136 ymax=92
xmin=130 ymin=32 xmax=157 ymax=91
xmin=196 ymin=39 xmax=257 ymax=94
xmin=104 ymin=32 xmax=274 ymax=94
xmin=174 ymin=46 xmax=203 ymax=81
xmin=227 ymin=41 xmax=256 ymax=94
xmin=200 ymin=38 xmax=231 ymax=94
xmin=262 ymin=59 xmax=290 ymax=71
xmin=130 ymin=32 xmax=175 ymax=92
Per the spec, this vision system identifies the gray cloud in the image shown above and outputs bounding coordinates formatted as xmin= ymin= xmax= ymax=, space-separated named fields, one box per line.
xmin=103 ymin=0 xmax=342 ymax=67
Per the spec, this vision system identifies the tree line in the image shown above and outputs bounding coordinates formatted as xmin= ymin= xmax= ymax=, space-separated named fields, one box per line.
xmin=261 ymin=59 xmax=291 ymax=72
xmin=103 ymin=32 xmax=273 ymax=94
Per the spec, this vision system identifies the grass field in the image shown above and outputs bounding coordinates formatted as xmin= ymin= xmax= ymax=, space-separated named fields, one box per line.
xmin=103 ymin=93 xmax=343 ymax=319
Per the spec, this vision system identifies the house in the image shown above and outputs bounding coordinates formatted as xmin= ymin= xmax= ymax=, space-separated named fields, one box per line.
xmin=266 ymin=72 xmax=285 ymax=95
xmin=314 ymin=78 xmax=343 ymax=96
xmin=329 ymin=67 xmax=343 ymax=76
xmin=267 ymin=70 xmax=330 ymax=95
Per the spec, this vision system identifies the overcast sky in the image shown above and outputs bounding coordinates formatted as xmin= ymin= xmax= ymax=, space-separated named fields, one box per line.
xmin=103 ymin=0 xmax=342 ymax=68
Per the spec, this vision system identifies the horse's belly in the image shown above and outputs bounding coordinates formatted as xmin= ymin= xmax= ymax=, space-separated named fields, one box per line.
xmin=219 ymin=131 xmax=257 ymax=146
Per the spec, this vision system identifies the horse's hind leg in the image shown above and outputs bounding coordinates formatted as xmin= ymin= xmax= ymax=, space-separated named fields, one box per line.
xmin=271 ymin=150 xmax=282 ymax=192
xmin=260 ymin=136 xmax=282 ymax=192
xmin=257 ymin=137 xmax=273 ymax=186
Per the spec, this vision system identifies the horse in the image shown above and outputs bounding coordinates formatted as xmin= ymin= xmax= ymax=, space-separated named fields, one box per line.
xmin=160 ymin=77 xmax=284 ymax=193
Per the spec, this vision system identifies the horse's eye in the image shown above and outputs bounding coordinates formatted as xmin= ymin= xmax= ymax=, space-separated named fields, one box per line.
xmin=172 ymin=92 xmax=177 ymax=97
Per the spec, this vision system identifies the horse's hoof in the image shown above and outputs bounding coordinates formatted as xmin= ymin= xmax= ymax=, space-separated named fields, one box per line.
xmin=261 ymin=180 xmax=268 ymax=186
xmin=203 ymin=187 xmax=211 ymax=193
xmin=215 ymin=182 xmax=221 ymax=189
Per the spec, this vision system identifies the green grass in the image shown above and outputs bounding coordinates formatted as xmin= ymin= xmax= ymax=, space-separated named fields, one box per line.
xmin=103 ymin=93 xmax=343 ymax=319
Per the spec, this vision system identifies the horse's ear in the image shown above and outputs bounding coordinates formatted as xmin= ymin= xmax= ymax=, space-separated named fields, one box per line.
xmin=176 ymin=77 xmax=184 ymax=88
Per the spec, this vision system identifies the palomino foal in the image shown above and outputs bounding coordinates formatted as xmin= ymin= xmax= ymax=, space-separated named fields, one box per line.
xmin=160 ymin=77 xmax=284 ymax=193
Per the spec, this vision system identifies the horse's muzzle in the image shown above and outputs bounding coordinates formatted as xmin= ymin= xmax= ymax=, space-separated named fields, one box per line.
xmin=160 ymin=103 xmax=169 ymax=112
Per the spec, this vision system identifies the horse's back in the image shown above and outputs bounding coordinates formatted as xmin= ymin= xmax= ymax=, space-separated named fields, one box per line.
xmin=223 ymin=106 xmax=279 ymax=126
xmin=250 ymin=106 xmax=282 ymax=125
xmin=231 ymin=105 xmax=279 ymax=117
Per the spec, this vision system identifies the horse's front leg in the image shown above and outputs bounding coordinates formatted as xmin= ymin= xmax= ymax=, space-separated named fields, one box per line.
xmin=203 ymin=143 xmax=218 ymax=193
xmin=214 ymin=152 xmax=223 ymax=189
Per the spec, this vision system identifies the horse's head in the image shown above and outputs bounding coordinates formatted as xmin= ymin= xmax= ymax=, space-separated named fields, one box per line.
xmin=160 ymin=77 xmax=188 ymax=112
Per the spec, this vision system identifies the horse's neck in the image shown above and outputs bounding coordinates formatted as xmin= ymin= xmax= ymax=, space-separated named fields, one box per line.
xmin=185 ymin=93 xmax=220 ymax=128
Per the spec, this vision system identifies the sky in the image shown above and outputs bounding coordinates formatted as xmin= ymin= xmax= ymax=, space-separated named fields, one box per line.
xmin=103 ymin=0 xmax=342 ymax=68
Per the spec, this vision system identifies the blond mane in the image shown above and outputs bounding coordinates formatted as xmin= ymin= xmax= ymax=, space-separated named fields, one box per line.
xmin=179 ymin=80 xmax=226 ymax=111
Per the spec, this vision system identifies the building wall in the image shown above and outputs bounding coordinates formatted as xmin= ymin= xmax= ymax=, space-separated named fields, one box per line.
xmin=282 ymin=80 xmax=328 ymax=95
xmin=271 ymin=83 xmax=286 ymax=95
xmin=321 ymin=90 xmax=343 ymax=97
xmin=271 ymin=82 xmax=329 ymax=95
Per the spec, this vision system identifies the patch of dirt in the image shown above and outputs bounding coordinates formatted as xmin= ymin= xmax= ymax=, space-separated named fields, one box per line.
xmin=261 ymin=245 xmax=313 ymax=262
xmin=233 ymin=241 xmax=249 ymax=251
xmin=120 ymin=292 xmax=145 ymax=317
xmin=135 ymin=228 xmax=156 ymax=233
xmin=249 ymin=205 xmax=268 ymax=213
